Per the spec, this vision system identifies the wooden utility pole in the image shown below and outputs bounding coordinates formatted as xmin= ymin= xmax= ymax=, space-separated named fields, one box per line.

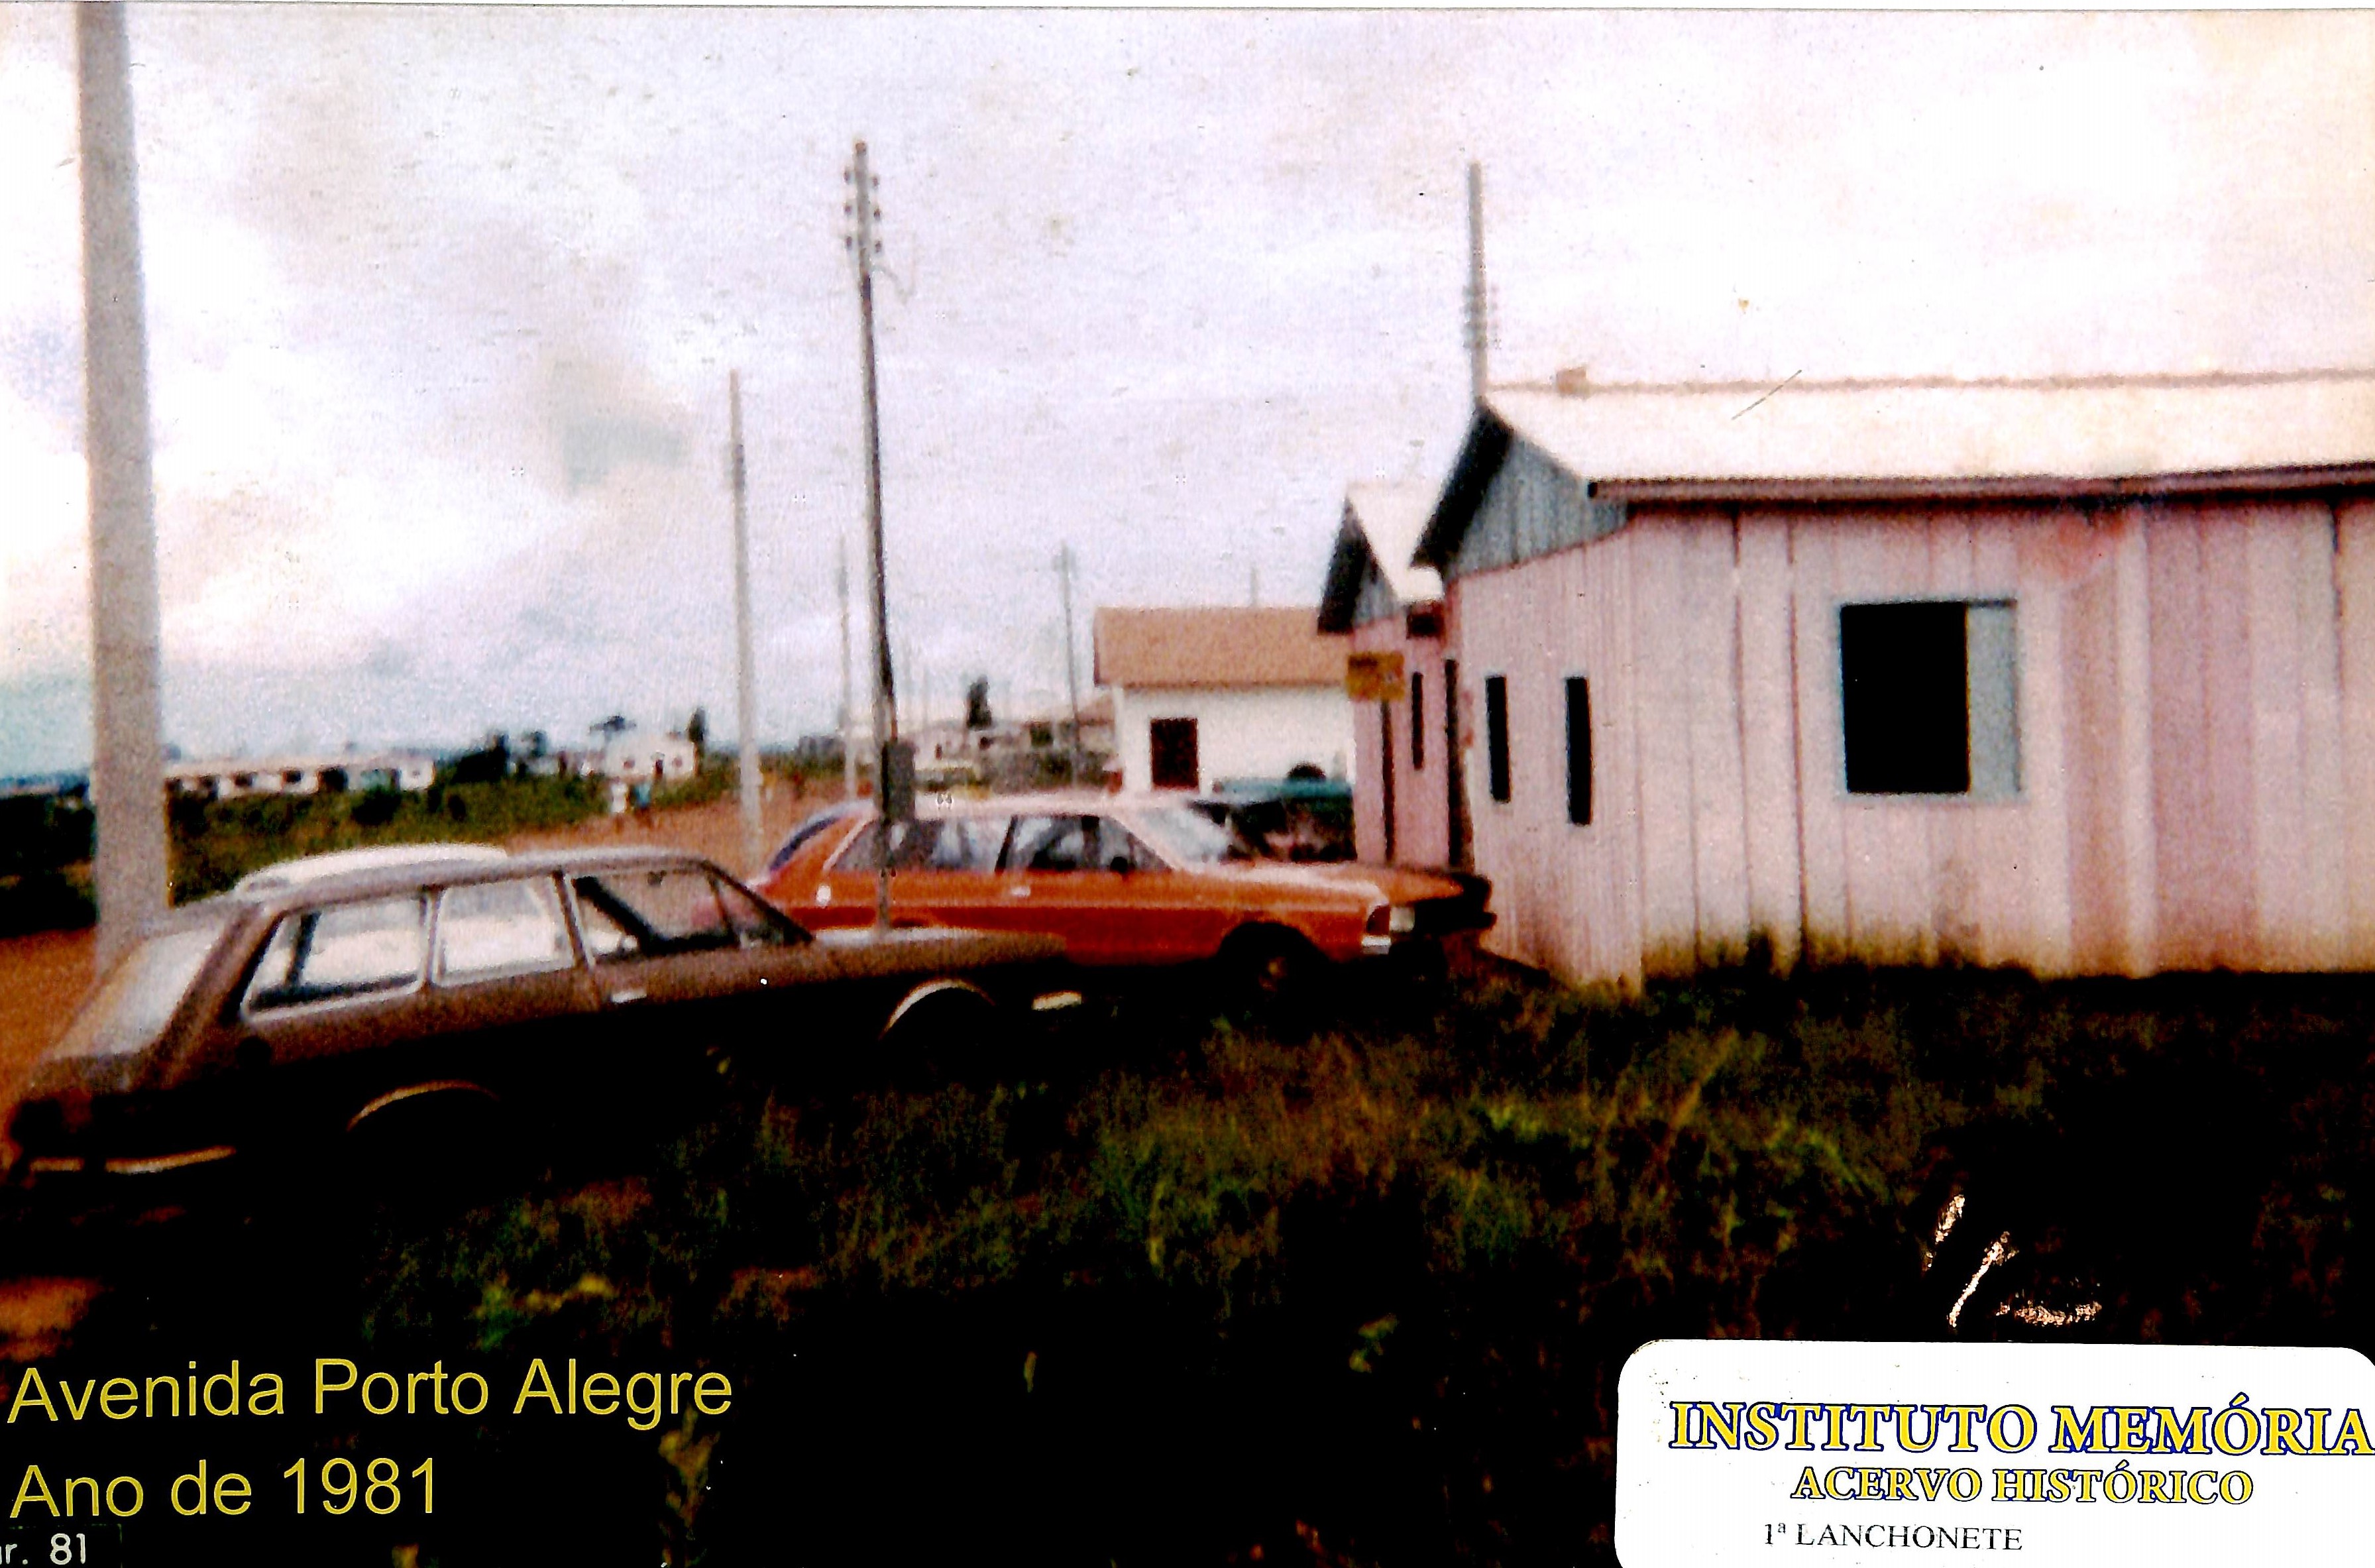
xmin=848 ymin=140 xmax=897 ymax=930
xmin=1056 ymin=542 xmax=1083 ymax=785
xmin=728 ymin=370 xmax=763 ymax=877
xmin=78 ymin=2 xmax=168 ymax=970
xmin=1466 ymin=160 xmax=1489 ymax=401
xmin=837 ymin=536 xmax=857 ymax=800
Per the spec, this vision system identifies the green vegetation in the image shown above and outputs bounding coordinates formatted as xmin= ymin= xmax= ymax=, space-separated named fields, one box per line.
xmin=340 ymin=961 xmax=2375 ymax=1564
xmin=166 ymin=772 xmax=607 ymax=901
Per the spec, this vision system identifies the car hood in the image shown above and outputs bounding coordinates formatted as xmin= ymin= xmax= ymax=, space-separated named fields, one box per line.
xmin=1186 ymin=860 xmax=1474 ymax=904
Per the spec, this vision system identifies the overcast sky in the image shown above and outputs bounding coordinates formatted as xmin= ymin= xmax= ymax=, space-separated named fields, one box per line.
xmin=4 ymin=7 xmax=2372 ymax=773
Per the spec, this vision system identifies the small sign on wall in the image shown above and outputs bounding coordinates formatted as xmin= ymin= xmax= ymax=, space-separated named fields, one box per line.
xmin=1616 ymin=1339 xmax=2375 ymax=1565
xmin=1347 ymin=651 xmax=1406 ymax=702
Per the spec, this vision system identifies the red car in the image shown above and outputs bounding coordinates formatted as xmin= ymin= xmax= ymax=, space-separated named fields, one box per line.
xmin=752 ymin=793 xmax=1491 ymax=987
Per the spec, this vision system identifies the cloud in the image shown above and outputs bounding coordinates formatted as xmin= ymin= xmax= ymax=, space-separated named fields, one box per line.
xmin=4 ymin=10 xmax=2372 ymax=772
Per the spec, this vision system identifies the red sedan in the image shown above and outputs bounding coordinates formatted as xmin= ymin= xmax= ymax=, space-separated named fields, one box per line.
xmin=752 ymin=793 xmax=1491 ymax=984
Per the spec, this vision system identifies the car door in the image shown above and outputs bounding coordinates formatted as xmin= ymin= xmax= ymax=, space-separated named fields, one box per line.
xmin=814 ymin=815 xmax=1013 ymax=934
xmin=233 ymin=891 xmax=443 ymax=1137
xmin=985 ymin=813 xmax=1172 ymax=964
xmin=569 ymin=863 xmax=871 ymax=1084
xmin=414 ymin=873 xmax=603 ymax=1102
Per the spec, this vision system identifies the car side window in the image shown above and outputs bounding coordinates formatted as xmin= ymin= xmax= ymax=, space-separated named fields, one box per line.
xmin=572 ymin=868 xmax=736 ymax=960
xmin=435 ymin=877 xmax=574 ymax=985
xmin=716 ymin=878 xmax=806 ymax=946
xmin=244 ymin=895 xmax=427 ymax=1013
xmin=927 ymin=817 xmax=1008 ymax=872
xmin=1008 ymin=814 xmax=1099 ymax=872
xmin=830 ymin=820 xmax=941 ymax=873
xmin=1091 ymin=817 xmax=1166 ymax=872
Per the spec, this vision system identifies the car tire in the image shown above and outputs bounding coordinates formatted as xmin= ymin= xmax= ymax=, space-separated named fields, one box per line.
xmin=879 ymin=983 xmax=1007 ymax=1087
xmin=1219 ymin=925 xmax=1321 ymax=1021
xmin=342 ymin=1089 xmax=521 ymax=1221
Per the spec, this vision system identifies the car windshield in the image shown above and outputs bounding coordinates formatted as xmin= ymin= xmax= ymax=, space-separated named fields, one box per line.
xmin=49 ymin=916 xmax=229 ymax=1060
xmin=1130 ymin=805 xmax=1255 ymax=866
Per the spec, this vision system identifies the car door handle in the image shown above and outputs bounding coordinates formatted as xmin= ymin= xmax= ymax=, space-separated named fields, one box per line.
xmin=1006 ymin=885 xmax=1031 ymax=899
xmin=608 ymin=986 xmax=649 ymax=1005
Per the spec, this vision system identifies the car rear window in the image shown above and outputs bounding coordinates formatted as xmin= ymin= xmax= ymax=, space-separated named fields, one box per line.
xmin=50 ymin=916 xmax=229 ymax=1060
xmin=435 ymin=877 xmax=574 ymax=984
xmin=765 ymin=807 xmax=859 ymax=872
xmin=244 ymin=895 xmax=429 ymax=1013
xmin=573 ymin=868 xmax=740 ymax=958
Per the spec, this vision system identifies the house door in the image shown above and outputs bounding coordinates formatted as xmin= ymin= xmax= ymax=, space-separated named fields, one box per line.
xmin=1149 ymin=718 xmax=1199 ymax=790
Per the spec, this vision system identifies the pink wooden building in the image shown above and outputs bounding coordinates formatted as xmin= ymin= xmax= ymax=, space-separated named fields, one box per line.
xmin=1319 ymin=483 xmax=1456 ymax=868
xmin=1409 ymin=369 xmax=2375 ymax=989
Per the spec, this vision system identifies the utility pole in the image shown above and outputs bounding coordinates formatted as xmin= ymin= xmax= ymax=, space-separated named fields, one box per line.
xmin=837 ymin=537 xmax=857 ymax=800
xmin=846 ymin=139 xmax=897 ymax=931
xmin=79 ymin=2 xmax=168 ymax=970
xmin=728 ymin=370 xmax=763 ymax=877
xmin=1056 ymin=542 xmax=1083 ymax=785
xmin=1466 ymin=160 xmax=1489 ymax=402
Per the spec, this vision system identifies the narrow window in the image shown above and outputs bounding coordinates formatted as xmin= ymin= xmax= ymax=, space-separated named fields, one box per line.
xmin=1838 ymin=600 xmax=2019 ymax=797
xmin=1409 ymin=671 xmax=1425 ymax=771
xmin=1484 ymin=675 xmax=1511 ymax=803
xmin=1565 ymin=677 xmax=1592 ymax=826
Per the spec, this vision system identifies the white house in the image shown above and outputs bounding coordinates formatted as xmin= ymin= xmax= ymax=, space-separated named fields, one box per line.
xmin=580 ymin=728 xmax=698 ymax=785
xmin=1409 ymin=368 xmax=2375 ymax=990
xmin=165 ymin=751 xmax=434 ymax=799
xmin=1093 ymin=606 xmax=1353 ymax=793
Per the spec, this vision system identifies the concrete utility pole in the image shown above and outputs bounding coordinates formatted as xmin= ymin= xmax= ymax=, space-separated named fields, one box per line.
xmin=79 ymin=2 xmax=168 ymax=970
xmin=1056 ymin=541 xmax=1083 ymax=785
xmin=837 ymin=536 xmax=857 ymax=800
xmin=847 ymin=139 xmax=897 ymax=931
xmin=728 ymin=370 xmax=763 ymax=877
xmin=1466 ymin=160 xmax=1490 ymax=402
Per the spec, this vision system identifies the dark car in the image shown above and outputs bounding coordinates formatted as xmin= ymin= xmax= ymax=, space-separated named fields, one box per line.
xmin=3 ymin=845 xmax=1066 ymax=1209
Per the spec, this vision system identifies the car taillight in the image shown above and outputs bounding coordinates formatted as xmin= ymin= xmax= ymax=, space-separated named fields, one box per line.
xmin=1365 ymin=904 xmax=1417 ymax=937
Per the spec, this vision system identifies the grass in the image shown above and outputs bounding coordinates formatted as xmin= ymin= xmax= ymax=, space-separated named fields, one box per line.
xmin=285 ymin=959 xmax=2375 ymax=1565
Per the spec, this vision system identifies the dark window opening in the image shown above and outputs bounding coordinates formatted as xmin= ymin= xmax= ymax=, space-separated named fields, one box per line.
xmin=1409 ymin=671 xmax=1425 ymax=770
xmin=1841 ymin=601 xmax=1980 ymax=795
xmin=1484 ymin=675 xmax=1511 ymax=804
xmin=1565 ymin=677 xmax=1592 ymax=826
xmin=1148 ymin=718 xmax=1199 ymax=791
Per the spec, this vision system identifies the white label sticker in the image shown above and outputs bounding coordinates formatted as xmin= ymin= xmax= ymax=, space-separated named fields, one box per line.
xmin=1616 ymin=1339 xmax=2375 ymax=1565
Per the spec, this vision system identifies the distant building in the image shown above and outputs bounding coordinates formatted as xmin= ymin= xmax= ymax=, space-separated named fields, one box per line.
xmin=164 ymin=752 xmax=434 ymax=800
xmin=578 ymin=728 xmax=698 ymax=784
xmin=1093 ymin=606 xmax=1351 ymax=793
xmin=1319 ymin=482 xmax=1451 ymax=866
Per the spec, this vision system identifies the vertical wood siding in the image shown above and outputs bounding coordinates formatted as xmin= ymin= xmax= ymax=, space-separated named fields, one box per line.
xmin=1445 ymin=455 xmax=2372 ymax=988
xmin=1348 ymin=618 xmax=1450 ymax=868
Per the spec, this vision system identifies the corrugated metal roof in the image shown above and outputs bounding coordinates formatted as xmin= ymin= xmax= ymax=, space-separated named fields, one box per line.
xmin=1488 ymin=368 xmax=2375 ymax=495
xmin=1093 ymin=606 xmax=1347 ymax=689
xmin=1343 ymin=483 xmax=1445 ymax=604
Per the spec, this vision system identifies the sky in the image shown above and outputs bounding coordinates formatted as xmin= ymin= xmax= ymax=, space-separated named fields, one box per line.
xmin=3 ymin=7 xmax=2372 ymax=773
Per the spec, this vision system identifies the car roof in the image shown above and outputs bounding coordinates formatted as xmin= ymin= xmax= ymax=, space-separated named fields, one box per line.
xmin=852 ymin=791 xmax=1203 ymax=818
xmin=212 ymin=843 xmax=722 ymax=912
xmin=232 ymin=842 xmax=508 ymax=893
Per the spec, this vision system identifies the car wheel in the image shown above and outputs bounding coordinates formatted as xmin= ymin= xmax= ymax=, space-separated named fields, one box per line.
xmin=1219 ymin=926 xmax=1321 ymax=1021
xmin=879 ymin=983 xmax=1006 ymax=1086
xmin=342 ymin=1088 xmax=521 ymax=1221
